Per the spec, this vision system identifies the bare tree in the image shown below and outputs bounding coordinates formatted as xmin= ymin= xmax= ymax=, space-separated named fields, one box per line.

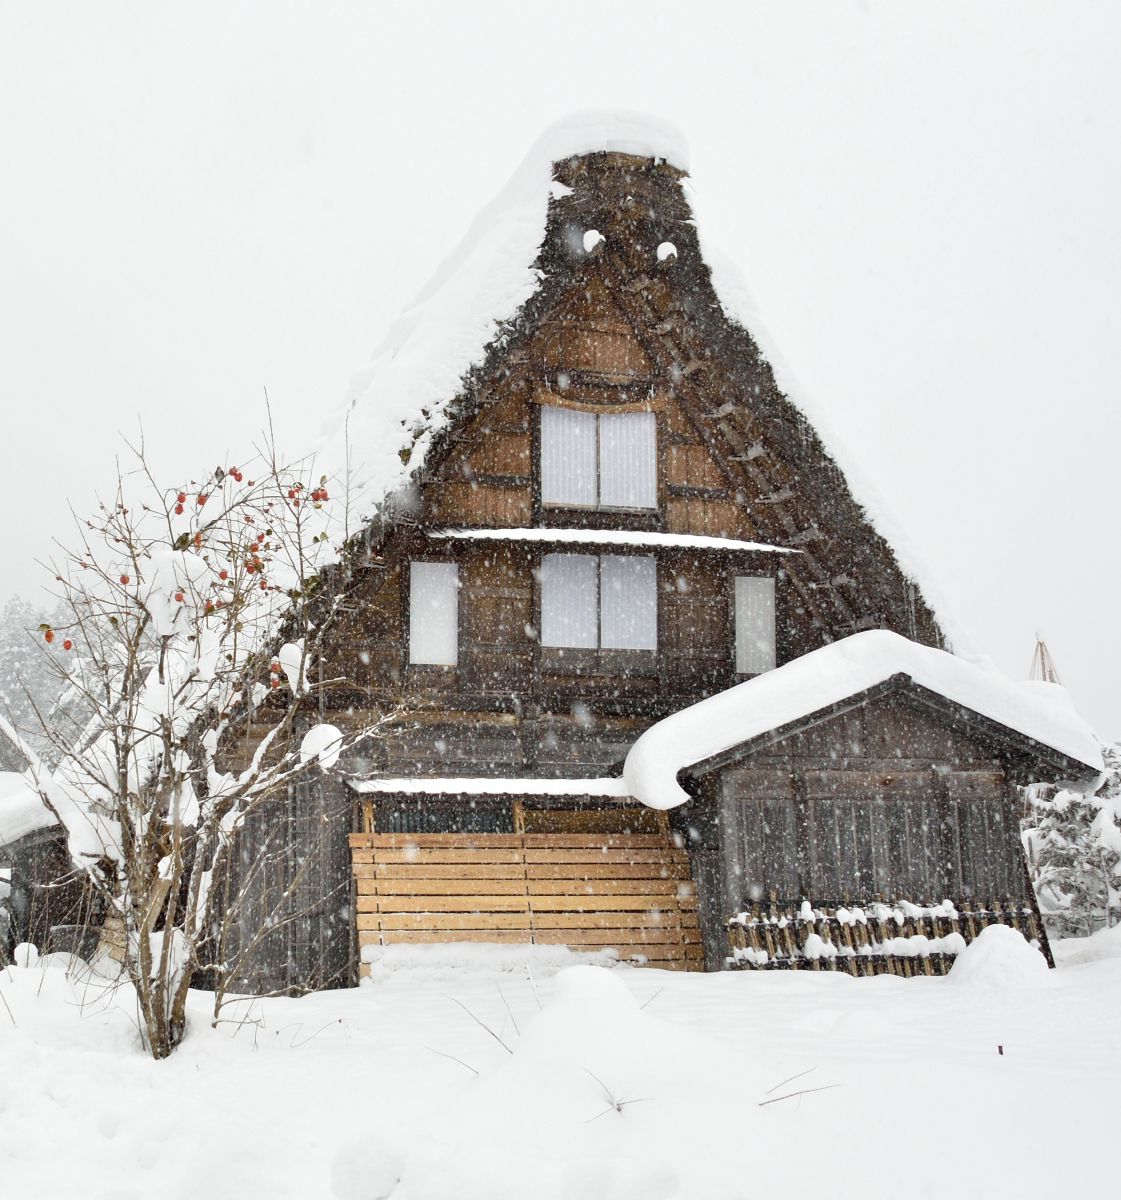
xmin=24 ymin=435 xmax=396 ymax=1058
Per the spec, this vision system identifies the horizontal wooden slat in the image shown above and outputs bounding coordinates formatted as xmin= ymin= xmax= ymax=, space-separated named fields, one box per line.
xmin=522 ymin=849 xmax=685 ymax=865
xmin=530 ymin=912 xmax=683 ymax=930
xmin=520 ymin=834 xmax=669 ymax=848
xmin=359 ymin=929 xmax=535 ymax=945
xmin=526 ymin=880 xmax=689 ymax=897
xmin=528 ymin=896 xmax=678 ymax=912
xmin=369 ymin=834 xmax=527 ymax=849
xmin=374 ymin=913 xmax=537 ymax=931
xmin=524 ymin=863 xmax=689 ymax=880
xmin=361 ymin=896 xmax=531 ymax=913
xmin=366 ymin=864 xmax=529 ymax=880
xmin=373 ymin=849 xmax=527 ymax=864
xmin=360 ymin=878 xmax=529 ymax=896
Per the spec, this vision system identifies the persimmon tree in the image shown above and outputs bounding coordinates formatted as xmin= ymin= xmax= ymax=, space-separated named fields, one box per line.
xmin=30 ymin=437 xmax=395 ymax=1058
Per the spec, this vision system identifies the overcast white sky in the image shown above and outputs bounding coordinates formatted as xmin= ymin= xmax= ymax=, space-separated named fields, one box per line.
xmin=1 ymin=1 xmax=1118 ymax=735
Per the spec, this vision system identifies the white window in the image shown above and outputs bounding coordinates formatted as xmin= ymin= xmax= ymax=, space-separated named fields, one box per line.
xmin=409 ymin=561 xmax=458 ymax=665
xmin=735 ymin=576 xmax=776 ymax=675
xmin=540 ymin=553 xmax=657 ymax=650
xmin=540 ymin=407 xmax=656 ymax=510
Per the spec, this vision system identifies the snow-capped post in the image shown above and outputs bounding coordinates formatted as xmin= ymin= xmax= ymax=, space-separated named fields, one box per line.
xmin=26 ymin=432 xmax=402 ymax=1059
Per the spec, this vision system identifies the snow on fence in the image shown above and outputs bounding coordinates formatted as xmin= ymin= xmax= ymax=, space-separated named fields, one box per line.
xmin=726 ymin=896 xmax=1052 ymax=976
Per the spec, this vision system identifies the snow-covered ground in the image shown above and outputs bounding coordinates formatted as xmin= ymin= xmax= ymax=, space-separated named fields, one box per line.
xmin=2 ymin=931 xmax=1118 ymax=1200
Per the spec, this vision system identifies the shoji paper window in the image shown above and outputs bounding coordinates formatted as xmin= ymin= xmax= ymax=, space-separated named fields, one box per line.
xmin=540 ymin=554 xmax=598 ymax=647
xmin=599 ymin=412 xmax=657 ymax=509
xmin=540 ymin=407 xmax=597 ymax=506
xmin=600 ymin=555 xmax=657 ymax=649
xmin=541 ymin=553 xmax=657 ymax=650
xmin=409 ymin=561 xmax=459 ymax=665
xmin=735 ymin=576 xmax=776 ymax=675
xmin=540 ymin=407 xmax=656 ymax=509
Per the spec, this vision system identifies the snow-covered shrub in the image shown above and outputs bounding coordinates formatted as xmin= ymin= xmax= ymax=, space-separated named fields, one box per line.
xmin=13 ymin=438 xmax=401 ymax=1057
xmin=1024 ymin=743 xmax=1121 ymax=938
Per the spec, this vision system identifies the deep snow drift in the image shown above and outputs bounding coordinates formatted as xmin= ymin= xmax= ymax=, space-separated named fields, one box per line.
xmin=1 ymin=933 xmax=1118 ymax=1200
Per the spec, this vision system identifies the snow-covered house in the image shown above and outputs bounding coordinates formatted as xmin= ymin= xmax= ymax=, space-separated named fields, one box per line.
xmin=0 ymin=731 xmax=95 ymax=961
xmin=218 ymin=115 xmax=1101 ymax=989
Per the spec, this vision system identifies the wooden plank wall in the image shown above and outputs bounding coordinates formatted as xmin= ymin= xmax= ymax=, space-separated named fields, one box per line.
xmin=350 ymin=830 xmax=703 ymax=972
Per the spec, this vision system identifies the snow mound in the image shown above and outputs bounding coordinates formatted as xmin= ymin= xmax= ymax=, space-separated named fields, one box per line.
xmin=374 ymin=964 xmax=744 ymax=1200
xmin=360 ymin=941 xmax=620 ymax=984
xmin=1052 ymin=923 xmax=1121 ymax=967
xmin=624 ymin=629 xmax=1103 ymax=809
xmin=947 ymin=925 xmax=1050 ymax=987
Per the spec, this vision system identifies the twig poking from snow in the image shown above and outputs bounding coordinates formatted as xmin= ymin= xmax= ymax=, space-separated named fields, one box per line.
xmin=765 ymin=1065 xmax=816 ymax=1095
xmin=444 ymin=994 xmax=513 ymax=1053
xmin=582 ymin=1067 xmax=651 ymax=1121
xmin=585 ymin=1096 xmax=652 ymax=1123
xmin=289 ymin=1018 xmax=345 ymax=1049
xmin=525 ymin=966 xmax=542 ymax=1010
xmin=639 ymin=986 xmax=664 ymax=1010
xmin=759 ymin=1084 xmax=840 ymax=1107
xmin=0 ymin=986 xmax=14 ymax=1025
xmin=426 ymin=1047 xmax=479 ymax=1077
xmin=495 ymin=981 xmax=519 ymax=1037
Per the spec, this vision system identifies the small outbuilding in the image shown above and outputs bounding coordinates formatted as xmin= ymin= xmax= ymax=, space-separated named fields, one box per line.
xmin=624 ymin=630 xmax=1103 ymax=970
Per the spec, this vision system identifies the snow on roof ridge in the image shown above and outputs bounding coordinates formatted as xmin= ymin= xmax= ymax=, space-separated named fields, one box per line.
xmin=349 ymin=776 xmax=631 ymax=797
xmin=623 ymin=629 xmax=1103 ymax=810
xmin=311 ymin=111 xmax=687 ymax=529
xmin=427 ymin=527 xmax=794 ymax=553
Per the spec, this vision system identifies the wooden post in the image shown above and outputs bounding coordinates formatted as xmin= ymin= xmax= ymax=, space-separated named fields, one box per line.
xmin=512 ymin=799 xmax=525 ymax=834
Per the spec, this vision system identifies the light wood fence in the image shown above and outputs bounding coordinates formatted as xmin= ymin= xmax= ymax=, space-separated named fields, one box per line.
xmin=350 ymin=831 xmax=703 ymax=972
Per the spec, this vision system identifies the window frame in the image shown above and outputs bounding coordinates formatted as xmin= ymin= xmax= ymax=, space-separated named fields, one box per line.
xmin=538 ymin=551 xmax=659 ymax=653
xmin=732 ymin=574 xmax=777 ymax=677
xmin=405 ymin=558 xmax=461 ymax=671
xmin=537 ymin=402 xmax=661 ymax=519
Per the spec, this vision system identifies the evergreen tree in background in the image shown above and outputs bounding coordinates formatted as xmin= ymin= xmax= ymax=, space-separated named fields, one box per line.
xmin=0 ymin=595 xmax=66 ymax=764
xmin=1024 ymin=743 xmax=1121 ymax=937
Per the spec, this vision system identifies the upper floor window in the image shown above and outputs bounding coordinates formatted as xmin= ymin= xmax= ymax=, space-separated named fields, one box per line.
xmin=540 ymin=553 xmax=657 ymax=650
xmin=409 ymin=561 xmax=458 ymax=665
xmin=540 ymin=407 xmax=656 ymax=510
xmin=735 ymin=575 xmax=776 ymax=675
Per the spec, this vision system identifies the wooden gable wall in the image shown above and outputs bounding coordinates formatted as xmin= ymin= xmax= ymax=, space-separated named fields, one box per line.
xmin=236 ymin=151 xmax=945 ymax=781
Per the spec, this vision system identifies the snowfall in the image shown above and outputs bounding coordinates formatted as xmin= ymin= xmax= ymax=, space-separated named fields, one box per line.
xmin=0 ymin=926 xmax=1117 ymax=1200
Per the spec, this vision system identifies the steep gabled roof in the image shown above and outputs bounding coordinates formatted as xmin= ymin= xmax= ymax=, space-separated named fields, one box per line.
xmin=314 ymin=111 xmax=949 ymax=648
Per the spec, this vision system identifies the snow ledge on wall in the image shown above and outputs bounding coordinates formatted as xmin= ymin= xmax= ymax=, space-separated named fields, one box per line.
xmin=623 ymin=629 xmax=1103 ymax=810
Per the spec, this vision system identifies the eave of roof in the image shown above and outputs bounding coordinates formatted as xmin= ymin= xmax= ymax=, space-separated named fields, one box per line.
xmin=623 ymin=630 xmax=1103 ymax=810
xmin=347 ymin=776 xmax=631 ymax=798
xmin=426 ymin=527 xmax=794 ymax=554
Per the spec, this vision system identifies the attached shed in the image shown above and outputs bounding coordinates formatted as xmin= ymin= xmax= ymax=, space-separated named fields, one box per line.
xmin=0 ymin=771 xmax=96 ymax=961
xmin=624 ymin=630 xmax=1103 ymax=970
